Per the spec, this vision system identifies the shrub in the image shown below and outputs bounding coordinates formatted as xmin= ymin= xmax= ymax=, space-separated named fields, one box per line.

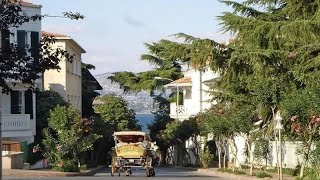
xmin=199 ymin=149 xmax=213 ymax=168
xmin=41 ymin=106 xmax=101 ymax=172
xmin=255 ymin=171 xmax=272 ymax=178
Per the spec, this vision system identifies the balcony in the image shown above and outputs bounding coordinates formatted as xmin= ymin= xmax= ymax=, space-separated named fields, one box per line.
xmin=169 ymin=103 xmax=191 ymax=120
xmin=1 ymin=114 xmax=31 ymax=131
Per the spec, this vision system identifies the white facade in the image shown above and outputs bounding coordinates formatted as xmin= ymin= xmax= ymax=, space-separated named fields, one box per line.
xmin=167 ymin=68 xmax=219 ymax=121
xmin=165 ymin=68 xmax=218 ymax=165
xmin=43 ymin=33 xmax=84 ymax=113
xmin=0 ymin=2 xmax=42 ymax=144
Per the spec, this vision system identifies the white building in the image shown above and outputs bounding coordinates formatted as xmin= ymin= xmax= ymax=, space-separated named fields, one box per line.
xmin=42 ymin=32 xmax=84 ymax=113
xmin=165 ymin=68 xmax=218 ymax=121
xmin=0 ymin=1 xmax=42 ymax=145
xmin=164 ymin=68 xmax=219 ymax=165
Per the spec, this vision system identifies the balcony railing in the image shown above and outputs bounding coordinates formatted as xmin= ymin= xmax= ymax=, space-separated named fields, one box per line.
xmin=170 ymin=103 xmax=190 ymax=119
xmin=2 ymin=114 xmax=30 ymax=131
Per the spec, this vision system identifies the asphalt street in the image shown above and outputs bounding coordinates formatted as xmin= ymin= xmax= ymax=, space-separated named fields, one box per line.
xmin=3 ymin=167 xmax=231 ymax=180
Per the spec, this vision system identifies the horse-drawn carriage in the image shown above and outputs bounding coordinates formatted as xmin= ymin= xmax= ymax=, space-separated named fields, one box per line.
xmin=110 ymin=131 xmax=157 ymax=177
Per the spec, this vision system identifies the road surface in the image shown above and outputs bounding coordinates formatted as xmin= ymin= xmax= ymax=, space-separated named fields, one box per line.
xmin=3 ymin=167 xmax=231 ymax=180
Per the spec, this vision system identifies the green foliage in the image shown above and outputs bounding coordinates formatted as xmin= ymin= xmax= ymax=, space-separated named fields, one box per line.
xmin=42 ymin=106 xmax=100 ymax=172
xmin=253 ymin=138 xmax=270 ymax=167
xmin=108 ymin=40 xmax=185 ymax=95
xmin=281 ymin=86 xmax=320 ymax=177
xmin=199 ymin=149 xmax=213 ymax=168
xmin=281 ymin=86 xmax=320 ymax=141
xmin=94 ymin=95 xmax=141 ymax=131
xmin=81 ymin=63 xmax=102 ymax=118
xmin=255 ymin=171 xmax=272 ymax=178
xmin=309 ymin=141 xmax=320 ymax=179
xmin=36 ymin=90 xmax=69 ymax=144
xmin=148 ymin=96 xmax=173 ymax=163
xmin=219 ymin=168 xmax=246 ymax=175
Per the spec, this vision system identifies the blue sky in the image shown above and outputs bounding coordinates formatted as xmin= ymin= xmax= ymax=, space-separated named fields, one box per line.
xmin=31 ymin=0 xmax=232 ymax=75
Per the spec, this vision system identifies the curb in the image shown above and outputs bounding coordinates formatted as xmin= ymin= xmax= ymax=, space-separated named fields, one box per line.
xmin=197 ymin=168 xmax=260 ymax=180
xmin=3 ymin=165 xmax=106 ymax=177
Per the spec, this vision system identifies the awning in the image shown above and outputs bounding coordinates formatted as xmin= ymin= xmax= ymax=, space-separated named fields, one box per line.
xmin=164 ymin=77 xmax=192 ymax=88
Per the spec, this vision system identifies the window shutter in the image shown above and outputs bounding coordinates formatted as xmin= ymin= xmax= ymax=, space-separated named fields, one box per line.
xmin=17 ymin=30 xmax=26 ymax=53
xmin=25 ymin=90 xmax=33 ymax=119
xmin=1 ymin=29 xmax=10 ymax=51
xmin=31 ymin=31 xmax=40 ymax=61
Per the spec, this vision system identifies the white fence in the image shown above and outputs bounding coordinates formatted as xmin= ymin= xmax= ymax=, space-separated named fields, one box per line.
xmin=234 ymin=136 xmax=305 ymax=168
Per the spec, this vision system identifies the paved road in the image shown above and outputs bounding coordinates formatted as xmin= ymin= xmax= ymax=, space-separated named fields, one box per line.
xmin=3 ymin=167 xmax=231 ymax=180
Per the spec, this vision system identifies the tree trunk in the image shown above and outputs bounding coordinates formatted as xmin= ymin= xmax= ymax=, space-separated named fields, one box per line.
xmin=229 ymin=138 xmax=241 ymax=171
xmin=216 ymin=140 xmax=222 ymax=169
xmin=223 ymin=143 xmax=227 ymax=170
xmin=299 ymin=136 xmax=313 ymax=178
xmin=191 ymin=135 xmax=200 ymax=166
xmin=245 ymin=135 xmax=254 ymax=176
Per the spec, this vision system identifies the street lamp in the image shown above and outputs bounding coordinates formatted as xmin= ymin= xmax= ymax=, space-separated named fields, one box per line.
xmin=154 ymin=77 xmax=179 ymax=120
xmin=274 ymin=111 xmax=283 ymax=180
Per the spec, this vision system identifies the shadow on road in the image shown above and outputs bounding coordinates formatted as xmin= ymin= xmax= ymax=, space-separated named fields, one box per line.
xmin=94 ymin=167 xmax=222 ymax=179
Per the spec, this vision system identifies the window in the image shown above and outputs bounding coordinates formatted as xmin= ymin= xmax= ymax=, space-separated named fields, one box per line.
xmin=25 ymin=90 xmax=33 ymax=119
xmin=11 ymin=91 xmax=23 ymax=114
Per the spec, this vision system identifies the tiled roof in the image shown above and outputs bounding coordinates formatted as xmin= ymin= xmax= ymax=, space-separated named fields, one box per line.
xmin=172 ymin=77 xmax=192 ymax=84
xmin=15 ymin=0 xmax=40 ymax=7
xmin=42 ymin=31 xmax=69 ymax=38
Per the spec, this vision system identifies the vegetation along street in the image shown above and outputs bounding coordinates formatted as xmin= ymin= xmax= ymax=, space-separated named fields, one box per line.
xmin=1 ymin=0 xmax=320 ymax=180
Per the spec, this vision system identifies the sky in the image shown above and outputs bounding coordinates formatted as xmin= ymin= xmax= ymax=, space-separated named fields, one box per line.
xmin=30 ymin=0 xmax=232 ymax=75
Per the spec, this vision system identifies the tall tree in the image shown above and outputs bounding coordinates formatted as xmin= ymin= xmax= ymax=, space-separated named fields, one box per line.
xmin=211 ymin=0 xmax=320 ymax=131
xmin=108 ymin=40 xmax=186 ymax=95
xmin=94 ymin=95 xmax=141 ymax=131
xmin=81 ymin=63 xmax=102 ymax=118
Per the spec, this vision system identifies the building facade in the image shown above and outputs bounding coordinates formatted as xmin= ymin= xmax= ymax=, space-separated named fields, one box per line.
xmin=0 ymin=1 xmax=42 ymax=145
xmin=42 ymin=32 xmax=85 ymax=113
xmin=164 ymin=68 xmax=219 ymax=165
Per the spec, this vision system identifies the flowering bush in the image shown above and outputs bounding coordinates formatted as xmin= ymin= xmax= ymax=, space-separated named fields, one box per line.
xmin=281 ymin=87 xmax=320 ymax=178
xmin=41 ymin=106 xmax=101 ymax=172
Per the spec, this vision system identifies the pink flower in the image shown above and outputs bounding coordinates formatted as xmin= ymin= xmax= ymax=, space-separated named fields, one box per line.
xmin=57 ymin=162 xmax=63 ymax=168
xmin=316 ymin=117 xmax=320 ymax=122
xmin=294 ymin=124 xmax=302 ymax=133
xmin=291 ymin=115 xmax=298 ymax=122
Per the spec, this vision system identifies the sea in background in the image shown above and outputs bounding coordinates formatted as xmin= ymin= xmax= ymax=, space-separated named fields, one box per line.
xmin=136 ymin=113 xmax=155 ymax=132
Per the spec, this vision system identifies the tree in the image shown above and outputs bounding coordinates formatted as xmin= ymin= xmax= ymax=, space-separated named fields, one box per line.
xmin=148 ymin=95 xmax=174 ymax=165
xmin=108 ymin=40 xmax=185 ymax=95
xmin=36 ymin=90 xmax=69 ymax=144
xmin=94 ymin=95 xmax=141 ymax=131
xmin=81 ymin=63 xmax=102 ymax=118
xmin=41 ymin=106 xmax=100 ymax=172
xmin=281 ymin=86 xmax=320 ymax=178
